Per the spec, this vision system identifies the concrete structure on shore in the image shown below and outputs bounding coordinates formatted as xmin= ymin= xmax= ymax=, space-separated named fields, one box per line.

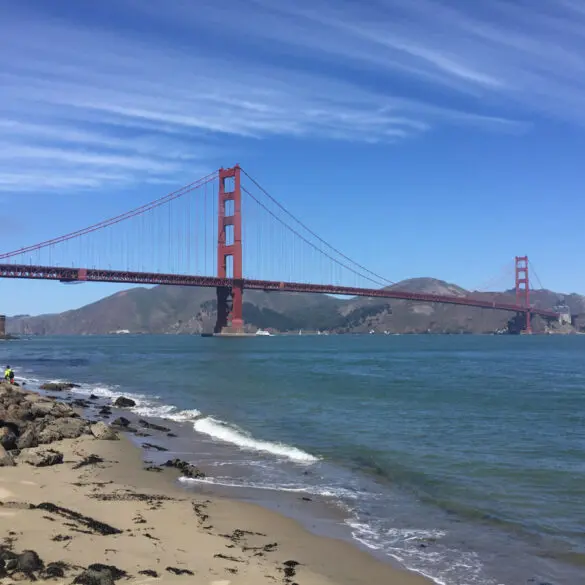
xmin=0 ymin=314 xmax=5 ymax=338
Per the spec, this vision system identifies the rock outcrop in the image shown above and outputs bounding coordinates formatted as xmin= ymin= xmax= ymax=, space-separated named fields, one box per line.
xmin=163 ymin=458 xmax=205 ymax=479
xmin=113 ymin=397 xmax=136 ymax=408
xmin=39 ymin=382 xmax=80 ymax=391
xmin=0 ymin=443 xmax=15 ymax=466
xmin=0 ymin=382 xmax=92 ymax=467
xmin=17 ymin=447 xmax=64 ymax=467
xmin=90 ymin=422 xmax=119 ymax=441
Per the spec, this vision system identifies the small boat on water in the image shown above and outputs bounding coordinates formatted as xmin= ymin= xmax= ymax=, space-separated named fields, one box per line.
xmin=255 ymin=329 xmax=273 ymax=336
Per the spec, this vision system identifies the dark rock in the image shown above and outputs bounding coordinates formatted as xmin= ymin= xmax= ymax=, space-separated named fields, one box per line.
xmin=50 ymin=402 xmax=76 ymax=418
xmin=17 ymin=447 xmax=63 ymax=467
xmin=167 ymin=432 xmax=178 ymax=438
xmin=111 ymin=417 xmax=130 ymax=428
xmin=144 ymin=466 xmax=162 ymax=472
xmin=138 ymin=570 xmax=158 ymax=578
xmin=13 ymin=410 xmax=35 ymax=425
xmin=44 ymin=561 xmax=68 ymax=578
xmin=86 ymin=564 xmax=127 ymax=580
xmin=71 ymin=399 xmax=91 ymax=408
xmin=0 ymin=426 xmax=17 ymax=450
xmin=16 ymin=427 xmax=38 ymax=450
xmin=113 ymin=397 xmax=135 ymax=408
xmin=40 ymin=382 xmax=80 ymax=391
xmin=134 ymin=431 xmax=151 ymax=438
xmin=30 ymin=401 xmax=55 ymax=418
xmin=6 ymin=405 xmax=34 ymax=424
xmin=17 ymin=550 xmax=43 ymax=573
xmin=0 ymin=444 xmax=15 ymax=466
xmin=38 ymin=417 xmax=89 ymax=443
xmin=138 ymin=419 xmax=170 ymax=432
xmin=0 ymin=420 xmax=20 ymax=436
xmin=1 ymin=549 xmax=18 ymax=571
xmin=142 ymin=443 xmax=168 ymax=452
xmin=89 ymin=394 xmax=99 ymax=400
xmin=98 ymin=407 xmax=112 ymax=416
xmin=164 ymin=458 xmax=205 ymax=479
xmin=74 ymin=568 xmax=115 ymax=585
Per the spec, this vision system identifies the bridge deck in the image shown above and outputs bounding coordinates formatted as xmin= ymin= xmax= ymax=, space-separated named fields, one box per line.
xmin=0 ymin=263 xmax=559 ymax=318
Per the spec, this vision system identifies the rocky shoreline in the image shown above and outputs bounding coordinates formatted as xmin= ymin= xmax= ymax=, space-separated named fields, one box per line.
xmin=0 ymin=380 xmax=429 ymax=585
xmin=0 ymin=381 xmax=203 ymax=476
xmin=0 ymin=382 xmax=223 ymax=584
xmin=0 ymin=381 xmax=115 ymax=466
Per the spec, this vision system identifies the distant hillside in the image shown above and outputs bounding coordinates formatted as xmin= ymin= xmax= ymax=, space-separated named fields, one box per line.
xmin=7 ymin=278 xmax=578 ymax=335
xmin=7 ymin=286 xmax=342 ymax=335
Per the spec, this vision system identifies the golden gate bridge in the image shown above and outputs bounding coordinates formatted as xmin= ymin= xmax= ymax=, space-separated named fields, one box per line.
xmin=0 ymin=166 xmax=560 ymax=334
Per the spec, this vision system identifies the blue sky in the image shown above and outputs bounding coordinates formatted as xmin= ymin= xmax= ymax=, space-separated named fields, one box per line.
xmin=1 ymin=0 xmax=585 ymax=315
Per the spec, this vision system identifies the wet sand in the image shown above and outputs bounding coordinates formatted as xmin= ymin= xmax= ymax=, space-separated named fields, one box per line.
xmin=0 ymin=383 xmax=431 ymax=584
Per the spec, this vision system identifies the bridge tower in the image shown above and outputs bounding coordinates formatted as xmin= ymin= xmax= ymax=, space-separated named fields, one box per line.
xmin=515 ymin=255 xmax=531 ymax=334
xmin=214 ymin=165 xmax=244 ymax=335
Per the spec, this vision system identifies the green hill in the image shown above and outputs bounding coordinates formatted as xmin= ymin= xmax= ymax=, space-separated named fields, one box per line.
xmin=7 ymin=278 xmax=575 ymax=335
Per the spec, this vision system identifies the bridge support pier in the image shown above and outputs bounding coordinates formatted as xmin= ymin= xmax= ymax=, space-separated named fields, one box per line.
xmin=214 ymin=165 xmax=245 ymax=335
xmin=214 ymin=286 xmax=231 ymax=333
xmin=213 ymin=284 xmax=244 ymax=334
xmin=515 ymin=256 xmax=532 ymax=334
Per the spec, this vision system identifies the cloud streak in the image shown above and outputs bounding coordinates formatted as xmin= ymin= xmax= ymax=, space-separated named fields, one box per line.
xmin=2 ymin=0 xmax=581 ymax=193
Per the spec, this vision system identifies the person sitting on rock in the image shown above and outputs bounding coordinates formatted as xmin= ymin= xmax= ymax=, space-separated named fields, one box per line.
xmin=4 ymin=365 xmax=14 ymax=384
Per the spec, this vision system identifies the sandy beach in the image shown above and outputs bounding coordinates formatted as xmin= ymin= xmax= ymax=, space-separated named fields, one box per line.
xmin=0 ymin=381 xmax=431 ymax=585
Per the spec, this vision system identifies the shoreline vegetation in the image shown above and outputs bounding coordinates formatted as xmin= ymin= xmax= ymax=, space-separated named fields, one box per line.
xmin=0 ymin=380 xmax=429 ymax=585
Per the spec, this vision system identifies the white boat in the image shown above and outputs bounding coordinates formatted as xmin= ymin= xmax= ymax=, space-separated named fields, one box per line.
xmin=255 ymin=329 xmax=273 ymax=336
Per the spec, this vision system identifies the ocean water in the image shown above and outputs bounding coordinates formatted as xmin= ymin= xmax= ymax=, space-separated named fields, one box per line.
xmin=3 ymin=334 xmax=584 ymax=585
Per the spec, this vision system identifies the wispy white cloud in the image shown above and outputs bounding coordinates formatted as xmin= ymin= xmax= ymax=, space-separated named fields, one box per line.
xmin=3 ymin=0 xmax=580 ymax=193
xmin=234 ymin=0 xmax=585 ymax=118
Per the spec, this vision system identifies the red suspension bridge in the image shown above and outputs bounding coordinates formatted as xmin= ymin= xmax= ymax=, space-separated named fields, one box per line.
xmin=0 ymin=166 xmax=560 ymax=334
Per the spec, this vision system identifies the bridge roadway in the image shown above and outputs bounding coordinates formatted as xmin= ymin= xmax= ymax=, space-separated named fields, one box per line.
xmin=0 ymin=263 xmax=559 ymax=318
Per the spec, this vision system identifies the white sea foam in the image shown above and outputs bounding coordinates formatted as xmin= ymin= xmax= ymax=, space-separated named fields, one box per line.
xmin=133 ymin=403 xmax=201 ymax=422
xmin=345 ymin=520 xmax=384 ymax=550
xmin=18 ymin=376 xmax=41 ymax=386
xmin=345 ymin=519 xmax=491 ymax=585
xmin=193 ymin=417 xmax=318 ymax=463
xmin=179 ymin=476 xmax=359 ymax=500
xmin=346 ymin=521 xmax=446 ymax=547
xmin=73 ymin=383 xmax=202 ymax=424
xmin=32 ymin=374 xmax=316 ymax=465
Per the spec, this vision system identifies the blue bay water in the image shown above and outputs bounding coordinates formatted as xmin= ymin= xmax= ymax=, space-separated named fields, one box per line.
xmin=3 ymin=334 xmax=584 ymax=585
